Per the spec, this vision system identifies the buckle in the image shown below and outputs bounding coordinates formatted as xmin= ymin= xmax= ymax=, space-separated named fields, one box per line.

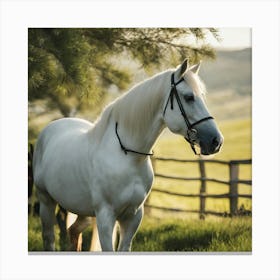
xmin=187 ymin=128 xmax=197 ymax=142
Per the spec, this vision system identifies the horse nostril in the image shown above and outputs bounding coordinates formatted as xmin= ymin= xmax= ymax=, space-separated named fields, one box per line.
xmin=212 ymin=137 xmax=220 ymax=148
xmin=212 ymin=136 xmax=223 ymax=153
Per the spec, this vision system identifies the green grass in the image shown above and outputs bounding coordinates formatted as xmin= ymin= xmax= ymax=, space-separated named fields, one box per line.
xmin=133 ymin=217 xmax=251 ymax=252
xmin=28 ymin=215 xmax=251 ymax=252
xmin=28 ymin=215 xmax=45 ymax=251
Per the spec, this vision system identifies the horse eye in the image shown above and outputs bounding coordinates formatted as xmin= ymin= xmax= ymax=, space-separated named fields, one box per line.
xmin=183 ymin=95 xmax=195 ymax=102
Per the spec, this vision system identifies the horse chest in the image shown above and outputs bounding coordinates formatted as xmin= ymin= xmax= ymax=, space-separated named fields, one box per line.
xmin=112 ymin=177 xmax=150 ymax=218
xmin=91 ymin=158 xmax=153 ymax=215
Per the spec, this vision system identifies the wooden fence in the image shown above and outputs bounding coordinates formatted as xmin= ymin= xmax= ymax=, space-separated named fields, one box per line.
xmin=145 ymin=157 xmax=252 ymax=218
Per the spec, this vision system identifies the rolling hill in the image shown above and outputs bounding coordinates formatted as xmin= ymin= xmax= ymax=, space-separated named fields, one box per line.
xmin=199 ymin=48 xmax=252 ymax=121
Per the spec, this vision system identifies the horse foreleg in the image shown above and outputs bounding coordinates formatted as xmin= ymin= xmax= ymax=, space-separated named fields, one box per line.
xmin=68 ymin=215 xmax=92 ymax=251
xmin=90 ymin=217 xmax=118 ymax=251
xmin=96 ymin=209 xmax=116 ymax=251
xmin=117 ymin=206 xmax=143 ymax=252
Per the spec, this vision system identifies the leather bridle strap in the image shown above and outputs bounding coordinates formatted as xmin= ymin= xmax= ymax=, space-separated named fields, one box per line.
xmin=115 ymin=122 xmax=154 ymax=156
xmin=163 ymin=75 xmax=184 ymax=115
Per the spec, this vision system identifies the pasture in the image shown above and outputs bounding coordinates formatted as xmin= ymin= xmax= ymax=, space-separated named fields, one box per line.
xmin=28 ymin=118 xmax=252 ymax=252
xmin=29 ymin=216 xmax=251 ymax=252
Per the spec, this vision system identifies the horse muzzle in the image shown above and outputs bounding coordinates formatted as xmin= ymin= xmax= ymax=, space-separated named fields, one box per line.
xmin=199 ymin=134 xmax=224 ymax=155
xmin=184 ymin=132 xmax=224 ymax=156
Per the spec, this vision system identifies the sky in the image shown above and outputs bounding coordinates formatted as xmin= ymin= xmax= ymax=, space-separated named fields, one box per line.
xmin=209 ymin=28 xmax=252 ymax=49
xmin=182 ymin=28 xmax=251 ymax=51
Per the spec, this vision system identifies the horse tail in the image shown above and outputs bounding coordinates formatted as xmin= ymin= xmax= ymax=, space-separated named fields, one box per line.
xmin=28 ymin=143 xmax=34 ymax=197
xmin=28 ymin=144 xmax=34 ymax=214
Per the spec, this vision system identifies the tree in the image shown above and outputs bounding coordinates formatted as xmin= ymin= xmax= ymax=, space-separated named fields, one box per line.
xmin=28 ymin=28 xmax=220 ymax=118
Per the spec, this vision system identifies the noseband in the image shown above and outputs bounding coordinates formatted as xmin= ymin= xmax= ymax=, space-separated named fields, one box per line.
xmin=163 ymin=73 xmax=214 ymax=155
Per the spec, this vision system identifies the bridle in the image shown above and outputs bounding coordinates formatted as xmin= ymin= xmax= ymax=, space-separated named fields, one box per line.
xmin=163 ymin=72 xmax=214 ymax=155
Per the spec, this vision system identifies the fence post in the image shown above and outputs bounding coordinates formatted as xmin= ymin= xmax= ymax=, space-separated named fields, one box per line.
xmin=198 ymin=160 xmax=206 ymax=220
xmin=229 ymin=162 xmax=239 ymax=216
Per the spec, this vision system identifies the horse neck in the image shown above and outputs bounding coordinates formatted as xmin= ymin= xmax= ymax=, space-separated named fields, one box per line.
xmin=112 ymin=71 xmax=171 ymax=155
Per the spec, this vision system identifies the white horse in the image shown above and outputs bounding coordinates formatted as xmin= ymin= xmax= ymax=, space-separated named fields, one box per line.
xmin=33 ymin=59 xmax=223 ymax=251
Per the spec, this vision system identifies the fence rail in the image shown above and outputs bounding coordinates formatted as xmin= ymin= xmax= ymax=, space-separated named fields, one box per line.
xmin=146 ymin=157 xmax=252 ymax=218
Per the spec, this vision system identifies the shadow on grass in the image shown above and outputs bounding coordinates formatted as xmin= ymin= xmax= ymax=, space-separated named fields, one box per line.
xmin=134 ymin=224 xmax=216 ymax=251
xmin=163 ymin=228 xmax=215 ymax=251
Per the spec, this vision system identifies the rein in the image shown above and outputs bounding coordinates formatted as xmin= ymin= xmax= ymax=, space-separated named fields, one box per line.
xmin=163 ymin=72 xmax=214 ymax=155
xmin=115 ymin=122 xmax=154 ymax=156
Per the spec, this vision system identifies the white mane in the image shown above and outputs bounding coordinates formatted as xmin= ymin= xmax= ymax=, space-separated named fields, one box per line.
xmin=112 ymin=70 xmax=171 ymax=139
xmin=90 ymin=70 xmax=169 ymax=143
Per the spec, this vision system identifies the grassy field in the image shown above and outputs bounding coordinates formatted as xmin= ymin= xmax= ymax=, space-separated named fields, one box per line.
xmin=28 ymin=215 xmax=251 ymax=252
xmin=28 ymin=118 xmax=252 ymax=252
xmin=133 ymin=217 xmax=251 ymax=252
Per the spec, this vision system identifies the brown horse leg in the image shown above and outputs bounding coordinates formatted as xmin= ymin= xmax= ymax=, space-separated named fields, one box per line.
xmin=68 ymin=215 xmax=92 ymax=251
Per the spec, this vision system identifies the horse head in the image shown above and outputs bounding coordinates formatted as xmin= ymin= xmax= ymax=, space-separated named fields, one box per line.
xmin=163 ymin=59 xmax=223 ymax=155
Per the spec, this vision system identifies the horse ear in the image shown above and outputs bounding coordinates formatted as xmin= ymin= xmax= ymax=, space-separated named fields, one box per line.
xmin=180 ymin=58 xmax=189 ymax=75
xmin=175 ymin=59 xmax=189 ymax=80
xmin=190 ymin=61 xmax=202 ymax=74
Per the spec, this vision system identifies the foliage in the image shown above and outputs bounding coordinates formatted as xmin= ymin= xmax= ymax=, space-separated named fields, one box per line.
xmin=28 ymin=28 xmax=220 ymax=117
